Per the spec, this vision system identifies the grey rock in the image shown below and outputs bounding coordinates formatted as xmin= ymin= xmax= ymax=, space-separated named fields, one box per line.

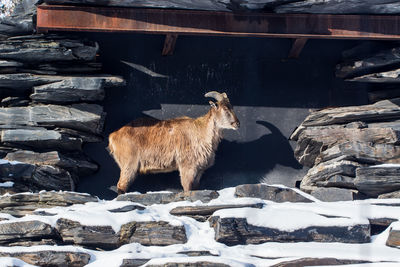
xmin=43 ymin=0 xmax=231 ymax=11
xmin=316 ymin=142 xmax=400 ymax=165
xmin=34 ymin=62 xmax=102 ymax=74
xmin=0 ymin=220 xmax=56 ymax=245
xmin=56 ymin=218 xmax=187 ymax=249
xmin=5 ymin=150 xmax=98 ymax=175
xmin=235 ymin=184 xmax=312 ymax=203
xmin=0 ymin=73 xmax=124 ymax=91
xmin=178 ymin=251 xmax=219 ymax=257
xmin=116 ymin=190 xmax=219 ymax=205
xmin=108 ymin=204 xmax=145 ymax=212
xmin=170 ymin=203 xmax=264 ymax=222
xmin=270 ymin=258 xmax=370 ymax=267
xmin=368 ymin=89 xmax=400 ymax=103
xmin=355 ymin=166 xmax=400 ymax=197
xmin=349 ymin=68 xmax=400 ymax=83
xmin=386 ymin=229 xmax=400 ymax=247
xmin=0 ymin=96 xmax=29 ymax=107
xmin=120 ymin=258 xmax=150 ymax=267
xmin=309 ymin=187 xmax=359 ymax=202
xmin=336 ymin=47 xmax=400 ymax=79
xmin=209 ymin=216 xmax=370 ymax=246
xmin=0 ymin=251 xmax=91 ymax=267
xmin=0 ymin=37 xmax=98 ymax=63
xmin=369 ymin=218 xmax=398 ymax=227
xmin=120 ymin=221 xmax=187 ymax=246
xmin=32 ymin=165 xmax=75 ymax=191
xmin=0 ymin=191 xmax=98 ymax=217
xmin=0 ymin=159 xmax=34 ymax=181
xmin=55 ymin=128 xmax=103 ymax=143
xmin=292 ymin=125 xmax=400 ymax=167
xmin=379 ymin=190 xmax=400 ymax=198
xmin=56 ymin=218 xmax=120 ymax=250
xmin=147 ymin=262 xmax=230 ymax=267
xmin=0 ymin=0 xmax=38 ymax=36
xmin=294 ymin=99 xmax=400 ymax=128
xmin=275 ymin=0 xmax=400 ymax=14
xmin=300 ymin=159 xmax=362 ymax=192
xmin=31 ymin=77 xmax=105 ymax=103
xmin=1 ymin=128 xmax=83 ymax=151
xmin=7 ymin=239 xmax=59 ymax=246
xmin=0 ymin=103 xmax=105 ymax=134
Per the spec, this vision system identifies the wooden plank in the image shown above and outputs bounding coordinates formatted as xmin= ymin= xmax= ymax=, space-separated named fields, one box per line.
xmin=162 ymin=34 xmax=178 ymax=56
xmin=37 ymin=5 xmax=400 ymax=40
xmin=288 ymin=38 xmax=308 ymax=58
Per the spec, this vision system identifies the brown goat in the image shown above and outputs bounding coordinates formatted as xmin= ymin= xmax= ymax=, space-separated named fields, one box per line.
xmin=108 ymin=91 xmax=240 ymax=194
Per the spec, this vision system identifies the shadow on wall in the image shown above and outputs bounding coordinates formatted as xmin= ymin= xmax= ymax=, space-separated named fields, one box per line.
xmin=201 ymin=120 xmax=302 ymax=189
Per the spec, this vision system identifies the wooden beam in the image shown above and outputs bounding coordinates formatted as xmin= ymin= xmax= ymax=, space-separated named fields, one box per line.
xmin=288 ymin=38 xmax=308 ymax=58
xmin=162 ymin=34 xmax=178 ymax=56
xmin=37 ymin=5 xmax=400 ymax=40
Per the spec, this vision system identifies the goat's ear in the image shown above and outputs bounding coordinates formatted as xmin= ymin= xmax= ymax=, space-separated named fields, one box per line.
xmin=209 ymin=101 xmax=217 ymax=110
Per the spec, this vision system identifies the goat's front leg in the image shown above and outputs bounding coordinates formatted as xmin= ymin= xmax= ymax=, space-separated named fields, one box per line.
xmin=179 ymin=167 xmax=197 ymax=192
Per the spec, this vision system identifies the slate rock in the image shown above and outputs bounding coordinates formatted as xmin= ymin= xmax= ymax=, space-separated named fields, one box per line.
xmin=0 ymin=0 xmax=38 ymax=36
xmin=0 ymin=191 xmax=98 ymax=217
xmin=0 ymin=103 xmax=105 ymax=134
xmin=147 ymin=262 xmax=230 ymax=267
xmin=235 ymin=184 xmax=312 ymax=203
xmin=291 ymin=125 xmax=400 ymax=167
xmin=0 ymin=36 xmax=98 ymax=63
xmin=309 ymin=187 xmax=359 ymax=202
xmin=0 ymin=251 xmax=91 ymax=267
xmin=0 ymin=159 xmax=34 ymax=180
xmin=294 ymin=99 xmax=400 ymax=128
xmin=355 ymin=166 xmax=400 ymax=197
xmin=369 ymin=218 xmax=398 ymax=228
xmin=275 ymin=0 xmax=400 ymax=14
xmin=5 ymin=150 xmax=98 ymax=175
xmin=0 ymin=73 xmax=124 ymax=92
xmin=43 ymin=0 xmax=231 ymax=11
xmin=0 ymin=96 xmax=29 ymax=107
xmin=349 ymin=68 xmax=400 ymax=83
xmin=386 ymin=229 xmax=400 ymax=247
xmin=31 ymin=77 xmax=105 ymax=103
xmin=379 ymin=190 xmax=400 ymax=199
xmin=34 ymin=62 xmax=102 ymax=74
xmin=120 ymin=258 xmax=150 ymax=267
xmin=120 ymin=221 xmax=187 ymax=246
xmin=270 ymin=258 xmax=370 ymax=267
xmin=209 ymin=216 xmax=370 ymax=246
xmin=300 ymin=159 xmax=362 ymax=192
xmin=32 ymin=165 xmax=75 ymax=191
xmin=1 ymin=128 xmax=83 ymax=151
xmin=116 ymin=190 xmax=219 ymax=205
xmin=315 ymin=141 xmax=400 ymax=165
xmin=0 ymin=220 xmax=56 ymax=245
xmin=108 ymin=204 xmax=145 ymax=212
xmin=56 ymin=218 xmax=120 ymax=250
xmin=336 ymin=47 xmax=400 ymax=79
xmin=170 ymin=203 xmax=264 ymax=222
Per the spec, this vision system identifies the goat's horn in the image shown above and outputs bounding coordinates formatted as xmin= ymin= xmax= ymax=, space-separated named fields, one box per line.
xmin=204 ymin=91 xmax=225 ymax=101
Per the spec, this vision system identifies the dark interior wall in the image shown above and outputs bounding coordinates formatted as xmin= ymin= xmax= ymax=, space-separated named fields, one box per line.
xmin=77 ymin=33 xmax=369 ymax=199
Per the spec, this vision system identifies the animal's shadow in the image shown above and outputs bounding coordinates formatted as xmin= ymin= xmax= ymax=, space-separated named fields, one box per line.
xmin=130 ymin=120 xmax=301 ymax=192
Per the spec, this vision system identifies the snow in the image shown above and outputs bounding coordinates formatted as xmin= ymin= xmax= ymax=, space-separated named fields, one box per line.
xmin=0 ymin=257 xmax=36 ymax=267
xmin=0 ymin=159 xmax=23 ymax=165
xmin=372 ymin=164 xmax=400 ymax=168
xmin=0 ymin=0 xmax=19 ymax=19
xmin=0 ymin=184 xmax=399 ymax=266
xmin=0 ymin=181 xmax=14 ymax=187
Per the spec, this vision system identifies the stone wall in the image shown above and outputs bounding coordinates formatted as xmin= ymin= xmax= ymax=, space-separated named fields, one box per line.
xmin=0 ymin=0 xmax=125 ymax=194
xmin=291 ymin=42 xmax=400 ymax=201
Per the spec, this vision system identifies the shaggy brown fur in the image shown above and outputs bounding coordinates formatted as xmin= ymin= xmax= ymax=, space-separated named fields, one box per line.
xmin=108 ymin=92 xmax=240 ymax=194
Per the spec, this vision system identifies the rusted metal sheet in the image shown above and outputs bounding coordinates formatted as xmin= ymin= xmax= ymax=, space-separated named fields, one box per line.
xmin=37 ymin=4 xmax=400 ymax=40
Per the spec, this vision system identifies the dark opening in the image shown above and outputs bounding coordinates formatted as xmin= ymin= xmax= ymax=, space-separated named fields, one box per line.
xmin=76 ymin=33 xmax=370 ymax=199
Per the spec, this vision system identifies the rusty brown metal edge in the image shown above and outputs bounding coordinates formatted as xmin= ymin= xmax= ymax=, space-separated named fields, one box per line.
xmin=36 ymin=4 xmax=400 ymax=40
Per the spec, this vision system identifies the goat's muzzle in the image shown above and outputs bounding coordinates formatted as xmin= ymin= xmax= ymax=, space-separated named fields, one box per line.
xmin=232 ymin=121 xmax=240 ymax=130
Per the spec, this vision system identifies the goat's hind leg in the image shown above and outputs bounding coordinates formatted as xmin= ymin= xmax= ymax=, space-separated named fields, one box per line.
xmin=117 ymin=161 xmax=139 ymax=195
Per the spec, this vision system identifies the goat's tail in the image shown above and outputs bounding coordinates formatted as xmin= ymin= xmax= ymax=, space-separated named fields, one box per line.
xmin=107 ymin=132 xmax=117 ymax=157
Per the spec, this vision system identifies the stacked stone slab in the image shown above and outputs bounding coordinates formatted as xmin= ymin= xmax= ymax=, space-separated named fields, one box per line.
xmin=290 ymin=43 xmax=400 ymax=201
xmin=0 ymin=1 xmax=125 ymax=193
